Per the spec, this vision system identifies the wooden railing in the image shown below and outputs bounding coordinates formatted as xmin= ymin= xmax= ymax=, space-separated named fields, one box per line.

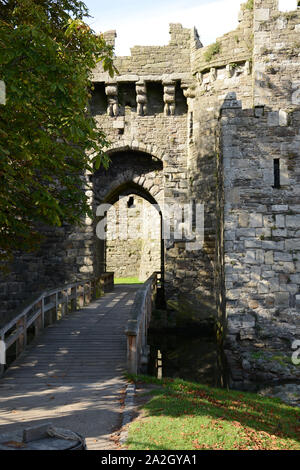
xmin=0 ymin=273 xmax=114 ymax=376
xmin=125 ymin=273 xmax=159 ymax=374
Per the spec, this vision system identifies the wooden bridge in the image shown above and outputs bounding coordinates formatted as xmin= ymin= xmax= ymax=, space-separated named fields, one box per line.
xmin=0 ymin=273 xmax=159 ymax=449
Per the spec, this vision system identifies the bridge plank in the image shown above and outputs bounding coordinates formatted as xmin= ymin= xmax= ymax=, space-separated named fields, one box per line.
xmin=0 ymin=285 xmax=138 ymax=450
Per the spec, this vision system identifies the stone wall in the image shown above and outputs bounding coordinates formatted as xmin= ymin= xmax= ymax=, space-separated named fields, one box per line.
xmin=219 ymin=0 xmax=300 ymax=389
xmin=221 ymin=97 xmax=300 ymax=390
xmin=0 ymin=218 xmax=94 ymax=328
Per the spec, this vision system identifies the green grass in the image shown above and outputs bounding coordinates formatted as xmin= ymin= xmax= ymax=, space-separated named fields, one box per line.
xmin=204 ymin=41 xmax=221 ymax=62
xmin=114 ymin=277 xmax=143 ymax=285
xmin=125 ymin=375 xmax=300 ymax=450
xmin=242 ymin=0 xmax=254 ymax=10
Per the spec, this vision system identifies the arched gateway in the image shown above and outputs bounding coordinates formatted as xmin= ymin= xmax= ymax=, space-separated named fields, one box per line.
xmin=91 ymin=149 xmax=164 ymax=283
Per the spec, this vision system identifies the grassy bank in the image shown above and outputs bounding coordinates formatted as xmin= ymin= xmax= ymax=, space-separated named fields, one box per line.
xmin=125 ymin=375 xmax=300 ymax=450
xmin=114 ymin=277 xmax=143 ymax=285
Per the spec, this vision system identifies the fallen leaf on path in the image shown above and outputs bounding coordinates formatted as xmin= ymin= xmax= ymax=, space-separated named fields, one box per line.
xmin=3 ymin=441 xmax=26 ymax=448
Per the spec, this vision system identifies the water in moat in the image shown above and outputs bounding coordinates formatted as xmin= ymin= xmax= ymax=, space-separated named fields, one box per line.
xmin=147 ymin=327 xmax=228 ymax=388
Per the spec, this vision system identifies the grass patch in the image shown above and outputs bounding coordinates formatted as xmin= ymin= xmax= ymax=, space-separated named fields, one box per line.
xmin=204 ymin=41 xmax=221 ymax=62
xmin=126 ymin=375 xmax=300 ymax=450
xmin=114 ymin=277 xmax=143 ymax=285
xmin=242 ymin=0 xmax=254 ymax=10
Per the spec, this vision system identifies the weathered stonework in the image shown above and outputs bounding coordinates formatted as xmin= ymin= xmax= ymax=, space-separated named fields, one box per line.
xmin=106 ymin=195 xmax=161 ymax=281
xmin=1 ymin=0 xmax=300 ymax=394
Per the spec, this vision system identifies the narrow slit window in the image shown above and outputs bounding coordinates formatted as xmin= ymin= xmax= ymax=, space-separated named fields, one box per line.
xmin=273 ymin=159 xmax=280 ymax=188
xmin=127 ymin=196 xmax=135 ymax=208
xmin=192 ymin=199 xmax=197 ymax=231
xmin=189 ymin=112 xmax=193 ymax=139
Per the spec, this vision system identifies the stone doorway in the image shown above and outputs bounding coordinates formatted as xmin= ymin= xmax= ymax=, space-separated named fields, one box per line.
xmin=92 ymin=150 xmax=164 ymax=282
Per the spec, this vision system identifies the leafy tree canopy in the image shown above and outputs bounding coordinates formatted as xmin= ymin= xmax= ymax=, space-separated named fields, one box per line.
xmin=0 ymin=0 xmax=115 ymax=263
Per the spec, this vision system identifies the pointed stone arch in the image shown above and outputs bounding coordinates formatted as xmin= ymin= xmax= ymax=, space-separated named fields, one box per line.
xmin=94 ymin=180 xmax=164 ymax=282
xmin=92 ymin=148 xmax=165 ymax=280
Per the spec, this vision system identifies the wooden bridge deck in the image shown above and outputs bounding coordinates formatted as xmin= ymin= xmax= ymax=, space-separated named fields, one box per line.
xmin=0 ymin=284 xmax=138 ymax=450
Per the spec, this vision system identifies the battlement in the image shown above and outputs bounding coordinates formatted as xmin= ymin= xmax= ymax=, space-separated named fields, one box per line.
xmin=94 ymin=23 xmax=201 ymax=82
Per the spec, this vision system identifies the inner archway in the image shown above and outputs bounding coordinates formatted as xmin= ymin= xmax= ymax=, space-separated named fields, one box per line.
xmin=92 ymin=149 xmax=164 ymax=283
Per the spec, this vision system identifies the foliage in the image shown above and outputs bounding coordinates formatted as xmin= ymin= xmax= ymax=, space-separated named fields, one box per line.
xmin=125 ymin=376 xmax=300 ymax=450
xmin=204 ymin=41 xmax=221 ymax=63
xmin=243 ymin=0 xmax=254 ymax=10
xmin=0 ymin=0 xmax=116 ymax=262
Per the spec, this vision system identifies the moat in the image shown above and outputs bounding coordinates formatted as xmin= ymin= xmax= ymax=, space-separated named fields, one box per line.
xmin=147 ymin=327 xmax=227 ymax=388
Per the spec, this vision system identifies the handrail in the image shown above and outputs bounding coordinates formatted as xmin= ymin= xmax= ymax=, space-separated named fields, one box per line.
xmin=125 ymin=272 xmax=158 ymax=374
xmin=0 ymin=272 xmax=114 ymax=376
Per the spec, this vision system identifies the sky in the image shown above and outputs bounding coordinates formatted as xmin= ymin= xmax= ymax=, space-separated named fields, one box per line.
xmin=83 ymin=0 xmax=243 ymax=56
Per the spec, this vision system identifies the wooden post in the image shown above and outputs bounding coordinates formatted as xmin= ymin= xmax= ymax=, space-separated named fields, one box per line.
xmin=54 ymin=293 xmax=58 ymax=322
xmin=16 ymin=316 xmax=27 ymax=357
xmin=35 ymin=301 xmax=43 ymax=337
xmin=0 ymin=335 xmax=5 ymax=377
xmin=71 ymin=286 xmax=77 ymax=311
xmin=91 ymin=279 xmax=95 ymax=300
xmin=86 ymin=282 xmax=91 ymax=304
xmin=89 ymin=281 xmax=93 ymax=303
xmin=83 ymin=284 xmax=86 ymax=306
xmin=127 ymin=334 xmax=137 ymax=375
xmin=78 ymin=284 xmax=83 ymax=307
xmin=65 ymin=289 xmax=69 ymax=315
xmin=41 ymin=297 xmax=45 ymax=328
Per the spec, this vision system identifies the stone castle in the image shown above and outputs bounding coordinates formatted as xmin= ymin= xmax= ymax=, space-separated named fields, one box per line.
xmin=1 ymin=0 xmax=300 ymax=393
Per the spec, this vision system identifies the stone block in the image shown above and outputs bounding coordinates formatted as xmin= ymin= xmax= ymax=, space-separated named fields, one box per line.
xmin=256 ymin=249 xmax=265 ymax=264
xmin=274 ymin=252 xmax=293 ymax=262
xmin=258 ymin=280 xmax=269 ymax=294
xmin=268 ymin=111 xmax=279 ymax=127
xmin=227 ymin=314 xmax=256 ymax=334
xmin=285 ymin=239 xmax=300 ymax=251
xmin=237 ymin=229 xmax=256 ymax=238
xmin=249 ymin=213 xmax=263 ymax=228
xmin=255 ymin=9 xmax=270 ymax=22
xmin=265 ymin=251 xmax=274 ymax=265
xmin=274 ymin=292 xmax=290 ymax=308
xmin=279 ymin=110 xmax=288 ymax=126
xmin=245 ymin=251 xmax=256 ymax=264
xmin=239 ymin=212 xmax=249 ymax=228
xmin=272 ymin=205 xmax=288 ymax=212
xmin=286 ymin=215 xmax=300 ymax=228
xmin=273 ymin=215 xmax=284 ymax=228
xmin=227 ymin=289 xmax=241 ymax=300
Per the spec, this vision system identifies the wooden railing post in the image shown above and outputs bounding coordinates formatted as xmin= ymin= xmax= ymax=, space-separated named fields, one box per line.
xmin=71 ymin=286 xmax=77 ymax=311
xmin=65 ymin=289 xmax=69 ymax=315
xmin=16 ymin=316 xmax=27 ymax=357
xmin=54 ymin=292 xmax=58 ymax=322
xmin=34 ymin=300 xmax=43 ymax=337
xmin=41 ymin=297 xmax=45 ymax=328
xmin=0 ymin=335 xmax=5 ymax=377
xmin=127 ymin=334 xmax=137 ymax=375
